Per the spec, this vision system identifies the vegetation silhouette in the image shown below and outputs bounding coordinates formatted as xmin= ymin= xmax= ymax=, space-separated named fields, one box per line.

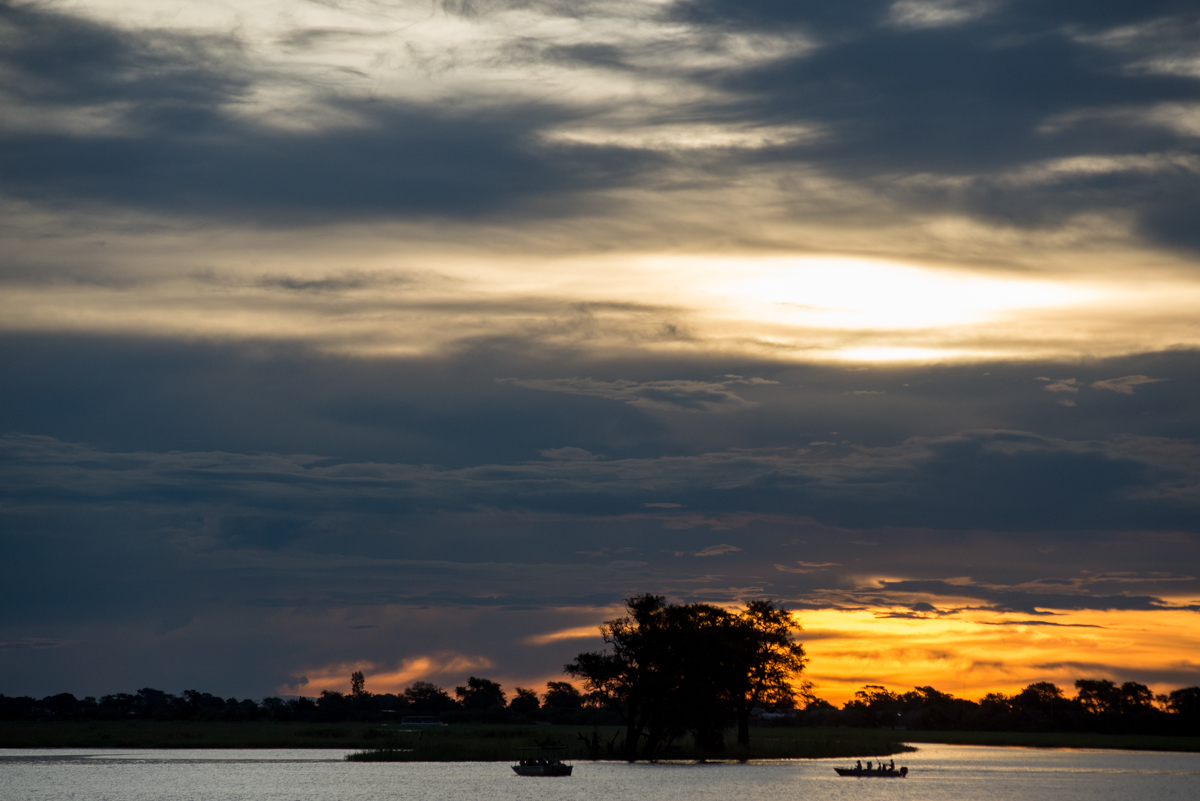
xmin=2 ymin=596 xmax=1198 ymax=748
xmin=565 ymin=594 xmax=808 ymax=760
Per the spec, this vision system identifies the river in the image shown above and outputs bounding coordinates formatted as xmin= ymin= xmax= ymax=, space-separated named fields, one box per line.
xmin=2 ymin=743 xmax=1198 ymax=800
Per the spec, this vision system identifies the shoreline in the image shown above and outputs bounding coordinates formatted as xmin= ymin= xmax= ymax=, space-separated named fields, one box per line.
xmin=1 ymin=723 xmax=1197 ymax=756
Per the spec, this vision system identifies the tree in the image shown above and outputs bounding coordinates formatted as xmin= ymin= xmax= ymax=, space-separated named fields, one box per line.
xmin=1116 ymin=681 xmax=1155 ymax=713
xmin=403 ymin=681 xmax=456 ymax=715
xmin=543 ymin=681 xmax=584 ymax=709
xmin=509 ymin=687 xmax=540 ymax=714
xmin=1015 ymin=681 xmax=1065 ymax=710
xmin=1075 ymin=679 xmax=1118 ymax=715
xmin=729 ymin=600 xmax=808 ymax=745
xmin=843 ymin=685 xmax=902 ymax=728
xmin=350 ymin=671 xmax=366 ymax=699
xmin=566 ymin=594 xmax=807 ymax=759
xmin=454 ymin=676 xmax=506 ymax=711
xmin=1167 ymin=686 xmax=1200 ymax=717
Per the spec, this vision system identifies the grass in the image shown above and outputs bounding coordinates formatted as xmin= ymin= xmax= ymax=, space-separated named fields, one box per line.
xmin=346 ymin=725 xmax=917 ymax=761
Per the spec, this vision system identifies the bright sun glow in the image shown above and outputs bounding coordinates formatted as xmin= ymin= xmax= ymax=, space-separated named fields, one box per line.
xmin=671 ymin=256 xmax=1100 ymax=330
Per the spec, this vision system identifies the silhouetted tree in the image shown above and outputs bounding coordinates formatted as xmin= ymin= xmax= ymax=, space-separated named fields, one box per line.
xmin=544 ymin=681 xmax=584 ymax=709
xmin=1116 ymin=681 xmax=1155 ymax=713
xmin=729 ymin=600 xmax=808 ymax=745
xmin=455 ymin=676 xmax=506 ymax=710
xmin=403 ymin=681 xmax=457 ymax=715
xmin=843 ymin=685 xmax=903 ymax=727
xmin=509 ymin=687 xmax=540 ymax=714
xmin=351 ymin=671 xmax=366 ymax=698
xmin=1075 ymin=679 xmax=1119 ymax=715
xmin=1167 ymin=687 xmax=1200 ymax=717
xmin=566 ymin=594 xmax=806 ymax=760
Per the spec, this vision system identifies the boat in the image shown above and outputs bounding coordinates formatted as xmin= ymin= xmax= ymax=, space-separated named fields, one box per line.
xmin=835 ymin=762 xmax=908 ymax=778
xmin=512 ymin=746 xmax=573 ymax=777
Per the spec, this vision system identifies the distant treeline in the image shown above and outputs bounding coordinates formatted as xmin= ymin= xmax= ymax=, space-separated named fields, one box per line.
xmin=2 ymin=678 xmax=1198 ymax=736
xmin=791 ymin=681 xmax=1200 ymax=736
xmin=0 ymin=677 xmax=616 ymax=726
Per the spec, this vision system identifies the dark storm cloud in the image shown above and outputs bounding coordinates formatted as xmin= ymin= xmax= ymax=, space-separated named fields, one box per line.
xmin=0 ymin=2 xmax=652 ymax=222
xmin=0 ymin=1 xmax=247 ymax=112
xmin=662 ymin=0 xmax=1200 ymax=250
xmin=2 ymin=423 xmax=1196 ymax=541
xmin=2 ymin=336 xmax=1196 ymax=635
xmin=3 ymin=1 xmax=1198 ymax=244
xmin=874 ymin=579 xmax=1200 ymax=614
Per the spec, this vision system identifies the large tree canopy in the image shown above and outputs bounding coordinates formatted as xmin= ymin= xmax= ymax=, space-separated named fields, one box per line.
xmin=566 ymin=594 xmax=806 ymax=759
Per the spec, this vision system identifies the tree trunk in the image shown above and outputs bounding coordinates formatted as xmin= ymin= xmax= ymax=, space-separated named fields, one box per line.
xmin=737 ymin=700 xmax=750 ymax=746
xmin=622 ymin=704 xmax=642 ymax=762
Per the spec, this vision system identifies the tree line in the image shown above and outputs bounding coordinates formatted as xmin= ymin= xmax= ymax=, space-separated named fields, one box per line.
xmin=793 ymin=680 xmax=1200 ymax=736
xmin=0 ymin=677 xmax=608 ymax=725
xmin=3 ymin=594 xmax=1197 ymax=744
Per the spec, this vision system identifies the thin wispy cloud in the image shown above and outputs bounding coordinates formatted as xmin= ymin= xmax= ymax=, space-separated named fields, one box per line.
xmin=1091 ymin=375 xmax=1168 ymax=395
xmin=497 ymin=377 xmax=767 ymax=412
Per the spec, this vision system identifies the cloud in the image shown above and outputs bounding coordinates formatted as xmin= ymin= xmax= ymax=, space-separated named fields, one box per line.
xmin=694 ymin=544 xmax=741 ymax=557
xmin=539 ymin=446 xmax=603 ymax=461
xmin=496 ymin=377 xmax=764 ymax=412
xmin=5 ymin=423 xmax=1198 ymax=544
xmin=886 ymin=0 xmax=998 ymax=30
xmin=673 ymin=1 xmax=1200 ymax=253
xmin=1091 ymin=375 xmax=1168 ymax=394
xmin=4 ymin=2 xmax=1200 ymax=703
xmin=873 ymin=578 xmax=1200 ymax=615
xmin=0 ymin=3 xmax=655 ymax=224
xmin=0 ymin=638 xmax=70 ymax=650
xmin=1040 ymin=378 xmax=1080 ymax=393
xmin=4 ymin=0 xmax=1200 ymax=261
xmin=281 ymin=652 xmax=498 ymax=695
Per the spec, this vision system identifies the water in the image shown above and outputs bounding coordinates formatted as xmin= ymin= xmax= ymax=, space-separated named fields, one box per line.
xmin=2 ymin=744 xmax=1198 ymax=801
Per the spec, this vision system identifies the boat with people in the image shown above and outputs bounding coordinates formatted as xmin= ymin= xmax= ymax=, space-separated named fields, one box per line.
xmin=511 ymin=746 xmax=573 ymax=777
xmin=835 ymin=759 xmax=908 ymax=778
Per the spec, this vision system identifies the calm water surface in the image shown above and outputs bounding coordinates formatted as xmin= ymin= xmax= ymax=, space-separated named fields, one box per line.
xmin=2 ymin=744 xmax=1198 ymax=801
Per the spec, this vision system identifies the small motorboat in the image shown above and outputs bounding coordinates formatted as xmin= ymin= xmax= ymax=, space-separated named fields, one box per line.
xmin=512 ymin=746 xmax=573 ymax=777
xmin=835 ymin=762 xmax=908 ymax=778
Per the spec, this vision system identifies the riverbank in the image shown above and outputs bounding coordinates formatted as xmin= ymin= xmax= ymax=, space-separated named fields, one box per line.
xmin=0 ymin=722 xmax=911 ymax=759
xmin=1 ymin=722 xmax=1196 ymax=756
xmin=343 ymin=726 xmax=915 ymax=761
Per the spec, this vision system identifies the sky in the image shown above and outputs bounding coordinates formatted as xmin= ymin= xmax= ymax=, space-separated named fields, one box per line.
xmin=1 ymin=0 xmax=1199 ymax=706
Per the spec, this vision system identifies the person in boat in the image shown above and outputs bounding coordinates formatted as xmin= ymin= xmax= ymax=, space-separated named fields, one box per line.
xmin=856 ymin=760 xmax=862 ymax=771
xmin=889 ymin=759 xmax=895 ymax=772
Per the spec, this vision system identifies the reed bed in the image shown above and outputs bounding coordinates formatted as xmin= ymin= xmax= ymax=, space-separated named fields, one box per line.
xmin=346 ymin=725 xmax=915 ymax=762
